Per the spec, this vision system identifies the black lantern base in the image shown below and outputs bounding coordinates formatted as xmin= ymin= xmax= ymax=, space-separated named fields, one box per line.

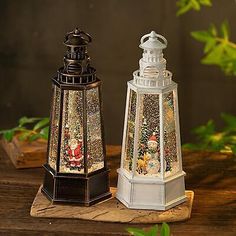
xmin=42 ymin=164 xmax=112 ymax=206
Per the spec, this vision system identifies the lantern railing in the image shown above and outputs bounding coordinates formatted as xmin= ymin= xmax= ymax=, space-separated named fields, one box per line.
xmin=133 ymin=70 xmax=172 ymax=88
xmin=57 ymin=67 xmax=96 ymax=84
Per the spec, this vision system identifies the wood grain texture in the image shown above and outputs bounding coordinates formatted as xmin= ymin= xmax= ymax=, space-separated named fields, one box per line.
xmin=31 ymin=186 xmax=194 ymax=223
xmin=0 ymin=147 xmax=236 ymax=235
xmin=1 ymin=136 xmax=47 ymax=169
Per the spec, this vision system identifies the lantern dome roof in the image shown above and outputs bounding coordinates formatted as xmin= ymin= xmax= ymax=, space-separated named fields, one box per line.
xmin=139 ymin=31 xmax=167 ymax=50
xmin=64 ymin=28 xmax=92 ymax=47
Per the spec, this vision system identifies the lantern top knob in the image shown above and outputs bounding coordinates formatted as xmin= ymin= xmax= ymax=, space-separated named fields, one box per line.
xmin=139 ymin=31 xmax=167 ymax=50
xmin=64 ymin=28 xmax=92 ymax=47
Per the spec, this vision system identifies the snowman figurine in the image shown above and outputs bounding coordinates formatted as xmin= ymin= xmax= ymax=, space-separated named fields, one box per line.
xmin=146 ymin=132 xmax=160 ymax=175
xmin=147 ymin=132 xmax=159 ymax=158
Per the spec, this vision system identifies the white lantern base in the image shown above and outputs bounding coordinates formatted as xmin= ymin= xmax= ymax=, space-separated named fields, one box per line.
xmin=116 ymin=168 xmax=187 ymax=210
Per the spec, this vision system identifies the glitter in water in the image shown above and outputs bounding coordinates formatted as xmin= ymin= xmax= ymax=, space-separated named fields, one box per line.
xmin=124 ymin=89 xmax=137 ymax=172
xmin=59 ymin=90 xmax=84 ymax=173
xmin=163 ymin=91 xmax=179 ymax=176
xmin=87 ymin=87 xmax=104 ymax=173
xmin=48 ymin=85 xmax=61 ymax=170
xmin=136 ymin=94 xmax=160 ymax=177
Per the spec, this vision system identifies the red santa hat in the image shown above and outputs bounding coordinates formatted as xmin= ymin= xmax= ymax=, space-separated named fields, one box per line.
xmin=148 ymin=132 xmax=157 ymax=143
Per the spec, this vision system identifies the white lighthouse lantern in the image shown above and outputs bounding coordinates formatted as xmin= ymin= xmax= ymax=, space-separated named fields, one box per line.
xmin=116 ymin=31 xmax=187 ymax=210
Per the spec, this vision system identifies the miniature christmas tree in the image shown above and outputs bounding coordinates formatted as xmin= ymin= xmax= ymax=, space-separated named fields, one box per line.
xmin=138 ymin=118 xmax=149 ymax=158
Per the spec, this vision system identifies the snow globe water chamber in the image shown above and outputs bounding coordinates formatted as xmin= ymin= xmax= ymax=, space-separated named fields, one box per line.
xmin=42 ymin=28 xmax=111 ymax=206
xmin=116 ymin=31 xmax=187 ymax=210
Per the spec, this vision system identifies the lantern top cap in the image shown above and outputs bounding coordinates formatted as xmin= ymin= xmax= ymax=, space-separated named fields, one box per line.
xmin=139 ymin=31 xmax=167 ymax=50
xmin=64 ymin=28 xmax=92 ymax=47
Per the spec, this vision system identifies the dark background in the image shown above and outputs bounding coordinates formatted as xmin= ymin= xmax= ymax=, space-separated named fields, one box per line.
xmin=0 ymin=0 xmax=235 ymax=145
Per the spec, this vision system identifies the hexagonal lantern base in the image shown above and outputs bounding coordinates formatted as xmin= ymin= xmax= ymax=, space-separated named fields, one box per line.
xmin=116 ymin=168 xmax=187 ymax=210
xmin=42 ymin=164 xmax=112 ymax=206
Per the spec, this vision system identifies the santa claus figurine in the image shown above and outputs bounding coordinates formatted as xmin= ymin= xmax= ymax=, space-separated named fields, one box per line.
xmin=67 ymin=138 xmax=83 ymax=169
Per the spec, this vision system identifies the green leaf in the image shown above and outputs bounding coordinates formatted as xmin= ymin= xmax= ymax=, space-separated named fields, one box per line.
xmin=224 ymin=45 xmax=236 ymax=58
xmin=184 ymin=113 xmax=236 ymax=154
xmin=201 ymin=44 xmax=225 ymax=65
xmin=160 ymin=223 xmax=170 ymax=236
xmin=191 ymin=31 xmax=211 ymax=42
xmin=221 ymin=58 xmax=236 ymax=76
xmin=33 ymin=117 xmax=50 ymax=131
xmin=28 ymin=133 xmax=42 ymax=142
xmin=199 ymin=0 xmax=212 ymax=6
xmin=40 ymin=126 xmax=49 ymax=140
xmin=176 ymin=1 xmax=192 ymax=16
xmin=193 ymin=120 xmax=215 ymax=138
xmin=208 ymin=134 xmax=225 ymax=151
xmin=18 ymin=131 xmax=31 ymax=141
xmin=209 ymin=24 xmax=217 ymax=36
xmin=191 ymin=0 xmax=201 ymax=10
xmin=19 ymin=117 xmax=41 ymax=127
xmin=204 ymin=38 xmax=216 ymax=53
xmin=146 ymin=225 xmax=158 ymax=236
xmin=3 ymin=130 xmax=14 ymax=142
xmin=191 ymin=22 xmax=236 ymax=76
xmin=230 ymin=145 xmax=236 ymax=155
xmin=176 ymin=0 xmax=212 ymax=16
xmin=221 ymin=113 xmax=236 ymax=131
xmin=126 ymin=227 xmax=146 ymax=236
xmin=220 ymin=21 xmax=229 ymax=40
xmin=182 ymin=143 xmax=201 ymax=150
xmin=0 ymin=129 xmax=11 ymax=134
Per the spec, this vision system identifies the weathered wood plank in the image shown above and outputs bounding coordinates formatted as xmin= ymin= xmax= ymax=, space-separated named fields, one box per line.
xmin=30 ymin=186 xmax=194 ymax=223
xmin=1 ymin=137 xmax=47 ymax=169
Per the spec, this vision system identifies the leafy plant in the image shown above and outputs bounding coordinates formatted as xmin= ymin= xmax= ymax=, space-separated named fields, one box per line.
xmin=191 ymin=21 xmax=236 ymax=76
xmin=183 ymin=113 xmax=236 ymax=154
xmin=126 ymin=223 xmax=170 ymax=236
xmin=176 ymin=0 xmax=212 ymax=16
xmin=0 ymin=116 xmax=50 ymax=142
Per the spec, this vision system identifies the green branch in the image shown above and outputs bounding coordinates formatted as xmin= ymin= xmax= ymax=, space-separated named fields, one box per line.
xmin=0 ymin=116 xmax=49 ymax=142
xmin=191 ymin=21 xmax=236 ymax=76
xmin=176 ymin=0 xmax=212 ymax=16
xmin=127 ymin=223 xmax=170 ymax=236
xmin=183 ymin=113 xmax=236 ymax=155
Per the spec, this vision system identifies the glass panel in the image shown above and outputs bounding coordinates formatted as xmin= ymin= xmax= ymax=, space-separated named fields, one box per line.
xmin=87 ymin=87 xmax=104 ymax=173
xmin=136 ymin=94 xmax=160 ymax=177
xmin=59 ymin=90 xmax=84 ymax=173
xmin=123 ymin=89 xmax=137 ymax=172
xmin=163 ymin=91 xmax=178 ymax=177
xmin=48 ymin=85 xmax=61 ymax=170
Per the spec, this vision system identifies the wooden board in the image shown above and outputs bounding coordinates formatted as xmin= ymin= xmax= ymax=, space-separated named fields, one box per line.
xmin=31 ymin=185 xmax=194 ymax=223
xmin=1 ymin=136 xmax=121 ymax=169
xmin=1 ymin=136 xmax=47 ymax=169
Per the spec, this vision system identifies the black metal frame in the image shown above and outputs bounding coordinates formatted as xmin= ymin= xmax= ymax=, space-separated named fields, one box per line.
xmin=42 ymin=77 xmax=111 ymax=206
xmin=42 ymin=28 xmax=111 ymax=205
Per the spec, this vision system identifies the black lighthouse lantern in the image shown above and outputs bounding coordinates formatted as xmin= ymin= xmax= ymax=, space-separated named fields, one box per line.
xmin=42 ymin=28 xmax=111 ymax=205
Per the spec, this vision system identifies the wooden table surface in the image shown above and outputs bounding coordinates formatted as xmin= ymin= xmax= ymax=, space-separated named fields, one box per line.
xmin=0 ymin=145 xmax=236 ymax=236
